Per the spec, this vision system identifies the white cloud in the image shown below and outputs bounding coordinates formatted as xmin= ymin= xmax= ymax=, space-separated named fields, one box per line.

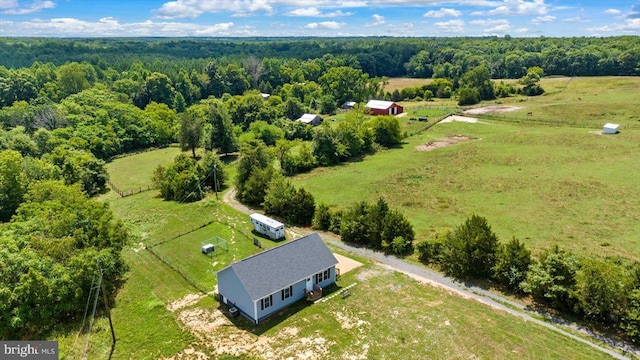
xmin=485 ymin=23 xmax=510 ymax=33
xmin=588 ymin=18 xmax=640 ymax=32
xmin=514 ymin=27 xmax=529 ymax=33
xmin=434 ymin=19 xmax=464 ymax=33
xmin=304 ymin=21 xmax=344 ymax=30
xmin=531 ymin=15 xmax=555 ymax=25
xmin=155 ymin=0 xmax=273 ymax=19
xmin=604 ymin=9 xmax=621 ymax=15
xmin=287 ymin=7 xmax=352 ymax=17
xmin=469 ymin=18 xmax=508 ymax=26
xmin=368 ymin=14 xmax=385 ymax=26
xmin=473 ymin=0 xmax=548 ymax=16
xmin=0 ymin=0 xmax=18 ymax=9
xmin=337 ymin=0 xmax=367 ymax=6
xmin=2 ymin=0 xmax=55 ymax=15
xmin=562 ymin=17 xmax=589 ymax=23
xmin=423 ymin=8 xmax=461 ymax=18
xmin=0 ymin=17 xmax=243 ymax=37
xmin=288 ymin=7 xmax=321 ymax=16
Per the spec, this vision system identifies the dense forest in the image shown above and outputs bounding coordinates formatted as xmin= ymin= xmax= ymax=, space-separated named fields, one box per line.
xmin=1 ymin=36 xmax=640 ymax=78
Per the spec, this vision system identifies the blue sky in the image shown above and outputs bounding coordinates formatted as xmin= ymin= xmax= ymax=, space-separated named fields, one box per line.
xmin=1 ymin=0 xmax=639 ymax=37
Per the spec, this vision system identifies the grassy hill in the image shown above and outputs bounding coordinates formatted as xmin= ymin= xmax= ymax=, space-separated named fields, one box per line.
xmin=292 ymin=77 xmax=640 ymax=261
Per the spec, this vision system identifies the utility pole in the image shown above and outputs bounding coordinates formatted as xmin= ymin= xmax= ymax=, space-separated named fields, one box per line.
xmin=213 ymin=163 xmax=218 ymax=200
xmin=98 ymin=262 xmax=116 ymax=350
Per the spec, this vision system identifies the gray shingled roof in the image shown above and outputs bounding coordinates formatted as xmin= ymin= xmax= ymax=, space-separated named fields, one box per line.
xmin=219 ymin=233 xmax=338 ymax=301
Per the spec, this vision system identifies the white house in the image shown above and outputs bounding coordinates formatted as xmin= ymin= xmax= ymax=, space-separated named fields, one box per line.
xmin=603 ymin=123 xmax=620 ymax=134
xmin=250 ymin=213 xmax=285 ymax=240
xmin=296 ymin=113 xmax=323 ymax=126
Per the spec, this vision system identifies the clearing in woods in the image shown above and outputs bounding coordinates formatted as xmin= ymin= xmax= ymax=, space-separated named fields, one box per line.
xmin=59 ymin=145 xmax=624 ymax=359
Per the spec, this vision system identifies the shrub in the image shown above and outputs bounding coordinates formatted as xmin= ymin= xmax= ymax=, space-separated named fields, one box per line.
xmin=622 ymin=289 xmax=640 ymax=343
xmin=152 ymin=153 xmax=205 ymax=202
xmin=415 ymin=238 xmax=444 ymax=264
xmin=340 ymin=199 xmax=414 ymax=253
xmin=439 ymin=214 xmax=499 ymax=279
xmin=312 ymin=203 xmax=332 ymax=231
xmin=520 ymin=245 xmax=579 ymax=312
xmin=493 ymin=237 xmax=532 ymax=292
xmin=458 ymin=87 xmax=481 ymax=106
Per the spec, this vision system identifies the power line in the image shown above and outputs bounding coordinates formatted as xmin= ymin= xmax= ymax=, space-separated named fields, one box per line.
xmin=82 ymin=266 xmax=102 ymax=360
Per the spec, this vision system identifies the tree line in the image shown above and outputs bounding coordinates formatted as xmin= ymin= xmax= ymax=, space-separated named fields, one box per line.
xmin=1 ymin=37 xmax=639 ymax=79
xmin=415 ymin=214 xmax=640 ymax=344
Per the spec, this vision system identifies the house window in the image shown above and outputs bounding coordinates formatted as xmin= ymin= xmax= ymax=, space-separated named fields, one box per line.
xmin=261 ymin=294 xmax=273 ymax=310
xmin=315 ymin=268 xmax=331 ymax=283
xmin=282 ymin=286 xmax=292 ymax=300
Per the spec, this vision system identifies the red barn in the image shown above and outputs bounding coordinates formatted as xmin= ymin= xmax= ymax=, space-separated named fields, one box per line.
xmin=365 ymin=100 xmax=403 ymax=116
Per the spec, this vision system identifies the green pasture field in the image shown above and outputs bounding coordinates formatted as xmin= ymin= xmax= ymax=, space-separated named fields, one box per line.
xmin=385 ymin=77 xmax=433 ymax=93
xmin=487 ymin=77 xmax=640 ymax=127
xmin=292 ymin=119 xmax=640 ymax=261
xmin=105 ymin=146 xmax=183 ymax=192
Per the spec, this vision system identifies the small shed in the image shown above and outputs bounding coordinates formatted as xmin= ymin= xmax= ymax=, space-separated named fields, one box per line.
xmin=296 ymin=113 xmax=323 ymax=126
xmin=250 ymin=213 xmax=285 ymax=240
xmin=603 ymin=123 xmax=620 ymax=134
xmin=260 ymin=93 xmax=271 ymax=100
xmin=342 ymin=101 xmax=356 ymax=110
xmin=365 ymin=100 xmax=403 ymax=116
xmin=202 ymin=244 xmax=215 ymax=254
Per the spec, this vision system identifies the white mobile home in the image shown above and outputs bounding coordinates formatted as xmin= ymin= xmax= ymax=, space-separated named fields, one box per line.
xmin=250 ymin=213 xmax=285 ymax=240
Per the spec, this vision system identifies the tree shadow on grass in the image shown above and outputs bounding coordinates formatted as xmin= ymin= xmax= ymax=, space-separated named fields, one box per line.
xmin=220 ymin=153 xmax=239 ymax=165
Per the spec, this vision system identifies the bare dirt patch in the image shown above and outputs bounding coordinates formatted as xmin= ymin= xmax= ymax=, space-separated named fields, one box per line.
xmin=171 ymin=304 xmax=337 ymax=359
xmin=166 ymin=293 xmax=207 ymax=312
xmin=334 ymin=253 xmax=363 ymax=275
xmin=415 ymin=135 xmax=474 ymax=152
xmin=335 ymin=311 xmax=370 ymax=331
xmin=464 ymin=105 xmax=521 ymax=115
xmin=395 ymin=112 xmax=408 ymax=118
xmin=439 ymin=115 xmax=484 ymax=124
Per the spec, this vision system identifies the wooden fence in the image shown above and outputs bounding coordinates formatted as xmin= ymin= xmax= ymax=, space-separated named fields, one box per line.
xmin=107 ymin=181 xmax=156 ymax=198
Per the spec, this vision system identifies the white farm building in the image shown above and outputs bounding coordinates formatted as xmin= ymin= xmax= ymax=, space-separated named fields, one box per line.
xmin=250 ymin=213 xmax=285 ymax=240
xmin=603 ymin=123 xmax=620 ymax=134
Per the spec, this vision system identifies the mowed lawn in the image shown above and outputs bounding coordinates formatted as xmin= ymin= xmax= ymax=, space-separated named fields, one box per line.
xmin=166 ymin=255 xmax=611 ymax=359
xmin=292 ymin=120 xmax=640 ymax=260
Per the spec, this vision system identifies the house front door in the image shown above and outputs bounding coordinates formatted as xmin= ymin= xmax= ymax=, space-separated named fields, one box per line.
xmin=306 ymin=277 xmax=313 ymax=292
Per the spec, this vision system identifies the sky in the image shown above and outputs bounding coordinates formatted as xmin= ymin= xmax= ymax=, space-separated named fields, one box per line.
xmin=0 ymin=0 xmax=639 ymax=37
